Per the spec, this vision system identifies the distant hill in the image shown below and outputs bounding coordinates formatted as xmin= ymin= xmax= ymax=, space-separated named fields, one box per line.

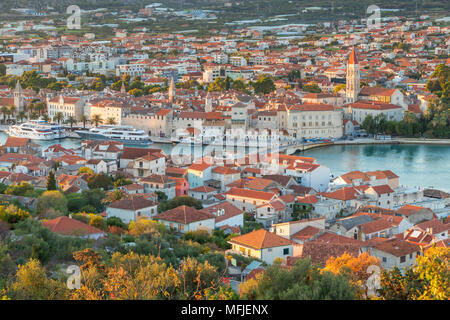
xmin=0 ymin=0 xmax=448 ymax=23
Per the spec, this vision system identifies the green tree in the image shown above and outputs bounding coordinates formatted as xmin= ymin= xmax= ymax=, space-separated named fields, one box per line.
xmin=65 ymin=115 xmax=77 ymax=129
xmin=46 ymin=170 xmax=57 ymax=191
xmin=240 ymin=258 xmax=356 ymax=300
xmin=157 ymin=196 xmax=203 ymax=213
xmin=252 ymin=76 xmax=275 ymax=95
xmin=53 ymin=112 xmax=64 ymax=124
xmin=79 ymin=115 xmax=89 ymax=129
xmin=91 ymin=114 xmax=103 ymax=127
xmin=36 ymin=190 xmax=68 ymax=218
xmin=87 ymin=173 xmax=113 ymax=190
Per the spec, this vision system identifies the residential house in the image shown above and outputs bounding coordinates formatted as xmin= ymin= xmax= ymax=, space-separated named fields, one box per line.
xmin=396 ymin=204 xmax=435 ymax=225
xmin=106 ymin=196 xmax=158 ymax=223
xmin=363 ymin=238 xmax=421 ymax=270
xmin=224 ymin=187 xmax=277 ymax=213
xmin=228 ymin=229 xmax=294 ymax=264
xmin=153 ymin=205 xmax=216 ymax=233
xmin=42 ymin=216 xmax=105 ymax=239
xmin=138 ymin=174 xmax=176 ymax=200
xmin=199 ymin=201 xmax=244 ymax=229
xmin=187 ymin=162 xmax=213 ymax=189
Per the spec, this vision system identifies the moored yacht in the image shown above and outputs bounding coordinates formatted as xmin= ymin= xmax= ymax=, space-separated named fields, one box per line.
xmin=8 ymin=120 xmax=66 ymax=140
xmin=75 ymin=125 xmax=152 ymax=145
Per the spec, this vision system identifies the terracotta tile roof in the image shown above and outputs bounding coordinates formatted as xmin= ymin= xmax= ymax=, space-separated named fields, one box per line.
xmin=301 ymin=241 xmax=361 ymax=266
xmin=107 ymin=196 xmax=157 ymax=211
xmin=291 ymin=226 xmax=321 ymax=241
xmin=339 ymin=170 xmax=370 ymax=183
xmin=224 ymin=187 xmax=276 ymax=201
xmin=397 ymin=204 xmax=432 ymax=217
xmin=314 ymin=231 xmax=366 ymax=246
xmin=229 ymin=229 xmax=293 ymax=250
xmin=415 ymin=219 xmax=450 ymax=235
xmin=122 ymin=183 xmax=144 ymax=191
xmin=2 ymin=137 xmax=29 ymax=147
xmin=244 ymin=178 xmax=276 ymax=191
xmin=262 ymin=174 xmax=294 ymax=187
xmin=140 ymin=174 xmax=174 ymax=185
xmin=120 ymin=147 xmax=163 ymax=160
xmin=42 ymin=216 xmax=105 ymax=236
xmin=188 ymin=162 xmax=212 ymax=172
xmin=55 ymin=154 xmax=86 ymax=165
xmin=200 ymin=201 xmax=243 ymax=223
xmin=297 ymin=194 xmax=319 ymax=204
xmin=212 ymin=166 xmax=241 ymax=175
xmin=7 ymin=172 xmax=38 ymax=183
xmin=360 ymin=218 xmax=395 ymax=235
xmin=368 ymin=184 xmax=394 ymax=195
xmin=190 ymin=185 xmax=217 ymax=193
xmin=0 ymin=153 xmax=43 ymax=163
xmin=371 ymin=238 xmax=420 ymax=257
xmin=348 ymin=100 xmax=402 ymax=110
xmin=153 ymin=205 xmax=216 ymax=224
xmin=278 ymin=193 xmax=296 ymax=204
xmin=322 ymin=186 xmax=366 ymax=201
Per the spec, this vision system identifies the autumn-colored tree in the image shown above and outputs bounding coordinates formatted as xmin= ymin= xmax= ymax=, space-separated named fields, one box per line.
xmin=9 ymin=259 xmax=68 ymax=300
xmin=78 ymin=167 xmax=95 ymax=175
xmin=324 ymin=252 xmax=381 ymax=299
xmin=89 ymin=215 xmax=107 ymax=231
xmin=128 ymin=218 xmax=167 ymax=237
xmin=414 ymin=246 xmax=449 ymax=300
xmin=102 ymin=189 xmax=127 ymax=205
xmin=239 ymin=269 xmax=265 ymax=299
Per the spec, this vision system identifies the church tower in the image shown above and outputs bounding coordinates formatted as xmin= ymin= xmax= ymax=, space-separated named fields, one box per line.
xmin=14 ymin=80 xmax=25 ymax=112
xmin=168 ymin=77 xmax=176 ymax=102
xmin=346 ymin=47 xmax=360 ymax=103
xmin=120 ymin=81 xmax=126 ymax=94
xmin=205 ymin=91 xmax=212 ymax=112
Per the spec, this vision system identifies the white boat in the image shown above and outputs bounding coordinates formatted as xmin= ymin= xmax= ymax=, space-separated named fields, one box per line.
xmin=75 ymin=125 xmax=152 ymax=145
xmin=8 ymin=120 xmax=66 ymax=140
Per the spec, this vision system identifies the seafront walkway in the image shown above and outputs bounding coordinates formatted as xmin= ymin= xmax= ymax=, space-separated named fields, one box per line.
xmin=282 ymin=137 xmax=450 ymax=155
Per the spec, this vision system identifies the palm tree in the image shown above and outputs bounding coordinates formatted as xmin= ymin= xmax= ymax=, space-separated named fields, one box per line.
xmin=26 ymin=103 xmax=35 ymax=118
xmin=0 ymin=106 xmax=9 ymax=124
xmin=35 ymin=102 xmax=45 ymax=117
xmin=17 ymin=111 xmax=27 ymax=123
xmin=54 ymin=112 xmax=64 ymax=124
xmin=42 ymin=114 xmax=49 ymax=122
xmin=8 ymin=105 xmax=16 ymax=119
xmin=91 ymin=114 xmax=103 ymax=127
xmin=30 ymin=111 xmax=39 ymax=120
xmin=106 ymin=117 xmax=117 ymax=125
xmin=66 ymin=115 xmax=77 ymax=129
xmin=79 ymin=114 xmax=89 ymax=129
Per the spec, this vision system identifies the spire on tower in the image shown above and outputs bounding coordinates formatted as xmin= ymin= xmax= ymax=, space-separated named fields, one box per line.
xmin=14 ymin=80 xmax=23 ymax=93
xmin=169 ymin=77 xmax=176 ymax=102
xmin=348 ymin=47 xmax=358 ymax=65
xmin=205 ymin=91 xmax=212 ymax=112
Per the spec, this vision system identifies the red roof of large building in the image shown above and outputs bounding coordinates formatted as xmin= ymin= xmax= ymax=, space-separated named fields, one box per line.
xmin=42 ymin=216 xmax=105 ymax=236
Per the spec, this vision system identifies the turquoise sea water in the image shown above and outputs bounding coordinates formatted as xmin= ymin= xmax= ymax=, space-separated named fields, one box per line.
xmin=299 ymin=144 xmax=450 ymax=191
